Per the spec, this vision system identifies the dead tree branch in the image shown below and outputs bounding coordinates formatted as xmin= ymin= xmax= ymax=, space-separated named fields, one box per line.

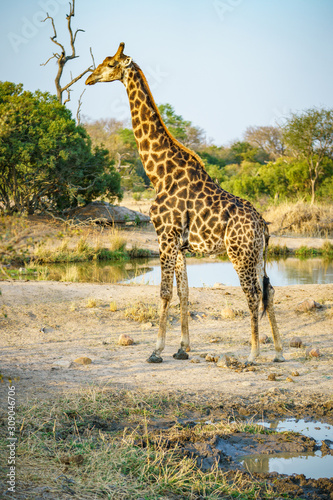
xmin=41 ymin=0 xmax=94 ymax=105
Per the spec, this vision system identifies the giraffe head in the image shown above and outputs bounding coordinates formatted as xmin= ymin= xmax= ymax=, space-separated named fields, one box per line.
xmin=85 ymin=43 xmax=132 ymax=86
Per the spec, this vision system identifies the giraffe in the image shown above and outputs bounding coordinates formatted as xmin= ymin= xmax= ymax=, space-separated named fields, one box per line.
xmin=86 ymin=43 xmax=285 ymax=365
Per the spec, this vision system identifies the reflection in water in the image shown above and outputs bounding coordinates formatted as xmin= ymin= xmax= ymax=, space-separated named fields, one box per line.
xmin=29 ymin=257 xmax=333 ymax=286
xmin=121 ymin=257 xmax=333 ymax=287
xmin=241 ymin=451 xmax=333 ymax=479
xmin=35 ymin=259 xmax=153 ymax=284
xmin=240 ymin=419 xmax=333 ymax=479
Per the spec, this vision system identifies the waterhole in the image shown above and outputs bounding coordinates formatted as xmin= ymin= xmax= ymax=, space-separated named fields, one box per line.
xmin=239 ymin=419 xmax=333 ymax=479
xmin=21 ymin=256 xmax=333 ymax=286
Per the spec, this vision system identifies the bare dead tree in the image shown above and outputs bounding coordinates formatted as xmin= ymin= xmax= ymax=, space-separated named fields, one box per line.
xmin=41 ymin=0 xmax=95 ymax=105
xmin=76 ymin=89 xmax=86 ymax=124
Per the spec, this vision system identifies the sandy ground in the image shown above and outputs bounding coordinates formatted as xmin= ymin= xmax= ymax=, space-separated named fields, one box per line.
xmin=1 ymin=276 xmax=332 ymax=411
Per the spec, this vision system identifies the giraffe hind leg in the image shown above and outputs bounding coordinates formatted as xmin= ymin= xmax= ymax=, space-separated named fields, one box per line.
xmin=234 ymin=266 xmax=261 ymax=364
xmin=264 ymin=279 xmax=285 ymax=362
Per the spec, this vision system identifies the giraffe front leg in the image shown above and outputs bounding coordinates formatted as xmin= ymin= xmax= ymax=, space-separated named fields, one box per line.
xmin=147 ymin=248 xmax=176 ymax=363
xmin=173 ymin=250 xmax=189 ymax=360
xmin=247 ymin=305 xmax=260 ymax=364
xmin=147 ymin=297 xmax=169 ymax=363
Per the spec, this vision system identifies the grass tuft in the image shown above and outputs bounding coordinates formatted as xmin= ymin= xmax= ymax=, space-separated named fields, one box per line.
xmin=124 ymin=301 xmax=159 ymax=323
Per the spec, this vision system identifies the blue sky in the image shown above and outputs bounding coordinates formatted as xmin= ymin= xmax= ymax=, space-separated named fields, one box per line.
xmin=1 ymin=0 xmax=332 ymax=145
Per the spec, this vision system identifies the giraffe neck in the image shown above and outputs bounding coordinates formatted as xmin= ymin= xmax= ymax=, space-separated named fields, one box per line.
xmin=124 ymin=63 xmax=195 ymax=189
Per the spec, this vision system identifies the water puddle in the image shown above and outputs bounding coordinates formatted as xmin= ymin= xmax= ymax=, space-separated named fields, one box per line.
xmin=239 ymin=419 xmax=333 ymax=479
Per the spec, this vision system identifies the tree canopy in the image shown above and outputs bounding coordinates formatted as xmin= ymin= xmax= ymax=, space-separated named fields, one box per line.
xmin=0 ymin=82 xmax=122 ymax=214
xmin=282 ymin=108 xmax=333 ymax=204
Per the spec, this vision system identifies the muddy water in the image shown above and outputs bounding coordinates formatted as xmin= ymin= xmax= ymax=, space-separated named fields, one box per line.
xmin=239 ymin=419 xmax=333 ymax=479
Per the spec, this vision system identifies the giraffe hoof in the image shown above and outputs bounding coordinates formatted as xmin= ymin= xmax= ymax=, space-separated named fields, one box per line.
xmin=173 ymin=348 xmax=189 ymax=360
xmin=273 ymin=355 xmax=285 ymax=363
xmin=147 ymin=353 xmax=163 ymax=363
xmin=245 ymin=360 xmax=256 ymax=367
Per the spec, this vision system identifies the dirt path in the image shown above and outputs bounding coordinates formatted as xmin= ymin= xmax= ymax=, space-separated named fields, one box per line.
xmin=1 ymin=279 xmax=332 ymax=411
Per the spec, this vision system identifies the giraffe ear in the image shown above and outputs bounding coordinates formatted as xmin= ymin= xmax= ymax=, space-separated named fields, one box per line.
xmin=123 ymin=56 xmax=132 ymax=67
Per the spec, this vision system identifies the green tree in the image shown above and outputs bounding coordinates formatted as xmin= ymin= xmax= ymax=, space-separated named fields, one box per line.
xmin=158 ymin=103 xmax=205 ymax=148
xmin=244 ymin=125 xmax=285 ymax=159
xmin=0 ymin=82 xmax=122 ymax=214
xmin=283 ymin=108 xmax=333 ymax=204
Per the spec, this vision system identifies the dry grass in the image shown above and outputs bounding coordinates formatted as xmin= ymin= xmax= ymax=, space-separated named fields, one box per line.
xmin=0 ymin=388 xmax=278 ymax=499
xmin=0 ymin=215 xmax=132 ymax=267
xmin=124 ymin=301 xmax=160 ymax=323
xmin=86 ymin=298 xmax=97 ymax=308
xmin=110 ymin=301 xmax=117 ymax=312
xmin=263 ymin=201 xmax=333 ymax=237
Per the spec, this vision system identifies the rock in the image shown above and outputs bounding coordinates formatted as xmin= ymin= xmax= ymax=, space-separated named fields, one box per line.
xmin=205 ymin=353 xmax=219 ymax=362
xmin=52 ymin=359 xmax=72 ymax=369
xmin=296 ymin=299 xmax=322 ymax=313
xmin=199 ymin=352 xmax=208 ymax=358
xmin=259 ymin=334 xmax=269 ymax=344
xmin=190 ymin=357 xmax=201 ymax=364
xmin=118 ymin=334 xmax=134 ymax=346
xmin=286 ymin=376 xmax=294 ymax=382
xmin=212 ymin=282 xmax=224 ymax=289
xmin=73 ymin=356 xmax=92 ymax=365
xmin=268 ymin=373 xmax=277 ymax=381
xmin=289 ymin=336 xmax=303 ymax=348
xmin=291 ymin=370 xmax=300 ymax=377
xmin=221 ymin=307 xmax=236 ymax=319
xmin=216 ymin=355 xmax=231 ymax=368
xmin=309 ymin=348 xmax=320 ymax=357
xmin=69 ymin=201 xmax=150 ymax=225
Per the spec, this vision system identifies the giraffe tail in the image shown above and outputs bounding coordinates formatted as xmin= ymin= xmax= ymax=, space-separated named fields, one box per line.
xmin=261 ymin=221 xmax=270 ymax=318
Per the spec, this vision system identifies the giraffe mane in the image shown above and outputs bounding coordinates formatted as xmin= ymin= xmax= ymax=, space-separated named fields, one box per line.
xmin=132 ymin=62 xmax=207 ymax=169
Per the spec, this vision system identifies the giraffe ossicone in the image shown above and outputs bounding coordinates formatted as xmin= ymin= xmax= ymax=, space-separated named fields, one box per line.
xmin=86 ymin=43 xmax=285 ymax=365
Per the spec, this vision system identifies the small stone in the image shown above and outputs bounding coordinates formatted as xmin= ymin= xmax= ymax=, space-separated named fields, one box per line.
xmin=73 ymin=356 xmax=92 ymax=365
xmin=291 ymin=370 xmax=300 ymax=377
xmin=286 ymin=376 xmax=294 ymax=382
xmin=221 ymin=307 xmax=236 ymax=319
xmin=289 ymin=336 xmax=303 ymax=348
xmin=209 ymin=337 xmax=222 ymax=343
xmin=52 ymin=359 xmax=72 ymax=369
xmin=118 ymin=334 xmax=134 ymax=346
xmin=259 ymin=334 xmax=269 ymax=344
xmin=205 ymin=353 xmax=219 ymax=362
xmin=190 ymin=357 xmax=201 ymax=364
xmin=199 ymin=352 xmax=208 ymax=358
xmin=216 ymin=355 xmax=231 ymax=368
xmin=268 ymin=373 xmax=277 ymax=381
xmin=309 ymin=348 xmax=320 ymax=357
xmin=296 ymin=299 xmax=321 ymax=313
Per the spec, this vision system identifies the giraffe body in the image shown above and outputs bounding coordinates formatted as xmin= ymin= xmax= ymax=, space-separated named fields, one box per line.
xmin=86 ymin=44 xmax=284 ymax=364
